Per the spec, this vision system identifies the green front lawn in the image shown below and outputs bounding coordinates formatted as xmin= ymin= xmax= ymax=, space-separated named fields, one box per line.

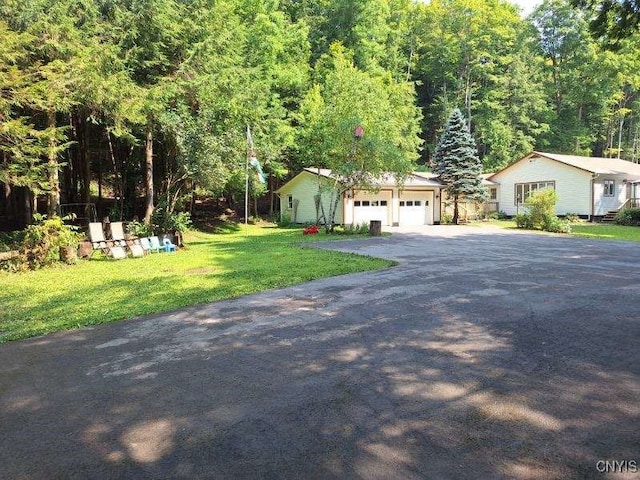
xmin=0 ymin=225 xmax=394 ymax=343
xmin=482 ymin=218 xmax=640 ymax=241
xmin=568 ymin=222 xmax=640 ymax=242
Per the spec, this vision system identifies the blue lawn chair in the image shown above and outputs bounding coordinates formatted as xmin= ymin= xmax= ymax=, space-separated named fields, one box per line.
xmin=147 ymin=236 xmax=163 ymax=253
xmin=162 ymin=237 xmax=177 ymax=253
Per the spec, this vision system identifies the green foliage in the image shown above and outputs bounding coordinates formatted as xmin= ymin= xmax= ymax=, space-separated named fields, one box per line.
xmin=333 ymin=222 xmax=370 ymax=235
xmin=441 ymin=214 xmax=453 ymax=225
xmin=10 ymin=215 xmax=80 ymax=270
xmin=298 ymin=44 xmax=422 ymax=232
xmin=614 ymin=208 xmax=640 ymax=226
xmin=564 ymin=213 xmax=581 ymax=223
xmin=542 ymin=214 xmax=572 ymax=233
xmin=515 ymin=214 xmax=535 ymax=229
xmin=152 ymin=209 xmax=192 ymax=233
xmin=278 ymin=212 xmax=292 ymax=227
xmin=127 ymin=220 xmax=153 ymax=237
xmin=516 ymin=189 xmax=570 ymax=233
xmin=524 ymin=188 xmax=558 ymax=228
xmin=573 ymin=0 xmax=640 ymax=47
xmin=2 ymin=0 xmax=640 ymax=230
xmin=487 ymin=211 xmax=509 ymax=220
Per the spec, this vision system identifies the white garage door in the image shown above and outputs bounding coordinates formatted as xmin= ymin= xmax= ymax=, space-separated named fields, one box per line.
xmin=353 ymin=193 xmax=391 ymax=226
xmin=399 ymin=192 xmax=434 ymax=225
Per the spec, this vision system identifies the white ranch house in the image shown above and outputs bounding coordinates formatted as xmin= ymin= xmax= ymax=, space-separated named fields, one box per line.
xmin=488 ymin=152 xmax=640 ymax=219
xmin=276 ymin=168 xmax=444 ymax=226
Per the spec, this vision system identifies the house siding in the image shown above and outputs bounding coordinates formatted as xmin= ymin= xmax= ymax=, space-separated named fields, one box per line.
xmin=491 ymin=156 xmax=592 ymax=216
xmin=278 ymin=172 xmax=343 ymax=224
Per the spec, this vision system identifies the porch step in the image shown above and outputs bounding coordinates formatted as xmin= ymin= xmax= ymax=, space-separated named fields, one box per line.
xmin=601 ymin=210 xmax=619 ymax=222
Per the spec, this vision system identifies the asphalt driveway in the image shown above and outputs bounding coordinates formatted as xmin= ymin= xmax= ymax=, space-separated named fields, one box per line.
xmin=0 ymin=225 xmax=638 ymax=479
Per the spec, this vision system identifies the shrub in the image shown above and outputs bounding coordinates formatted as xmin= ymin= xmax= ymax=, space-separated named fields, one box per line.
xmin=278 ymin=212 xmax=292 ymax=227
xmin=487 ymin=210 xmax=509 ymax=220
xmin=13 ymin=215 xmax=81 ymax=270
xmin=441 ymin=214 xmax=453 ymax=224
xmin=127 ymin=220 xmax=153 ymax=237
xmin=525 ymin=189 xmax=558 ymax=229
xmin=564 ymin=213 xmax=580 ymax=223
xmin=355 ymin=222 xmax=369 ymax=234
xmin=515 ymin=214 xmax=534 ymax=229
xmin=330 ymin=222 xmax=370 ymax=235
xmin=153 ymin=209 xmax=192 ymax=233
xmin=614 ymin=208 xmax=640 ymax=226
xmin=542 ymin=214 xmax=572 ymax=233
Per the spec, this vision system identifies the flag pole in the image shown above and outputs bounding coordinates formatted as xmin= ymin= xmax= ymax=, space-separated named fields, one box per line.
xmin=245 ymin=125 xmax=250 ymax=235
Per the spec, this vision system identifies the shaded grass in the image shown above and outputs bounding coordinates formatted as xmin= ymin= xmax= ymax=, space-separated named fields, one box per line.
xmin=0 ymin=225 xmax=394 ymax=343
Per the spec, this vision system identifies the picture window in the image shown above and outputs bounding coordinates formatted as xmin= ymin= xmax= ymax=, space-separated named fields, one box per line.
xmin=514 ymin=181 xmax=555 ymax=205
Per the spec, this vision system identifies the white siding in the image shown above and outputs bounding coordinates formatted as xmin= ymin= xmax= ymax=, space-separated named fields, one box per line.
xmin=279 ymin=172 xmax=343 ymax=224
xmin=491 ymin=156 xmax=592 ymax=216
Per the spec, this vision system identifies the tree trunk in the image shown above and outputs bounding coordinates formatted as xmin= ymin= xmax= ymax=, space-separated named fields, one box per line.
xmin=22 ymin=187 xmax=34 ymax=227
xmin=47 ymin=110 xmax=60 ymax=217
xmin=143 ymin=129 xmax=154 ymax=225
xmin=453 ymin=196 xmax=459 ymax=225
xmin=617 ymin=115 xmax=624 ymax=159
xmin=80 ymin=113 xmax=91 ymax=204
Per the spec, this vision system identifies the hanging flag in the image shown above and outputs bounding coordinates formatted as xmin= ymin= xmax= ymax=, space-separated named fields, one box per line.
xmin=250 ymin=156 xmax=267 ymax=184
xmin=247 ymin=125 xmax=266 ymax=183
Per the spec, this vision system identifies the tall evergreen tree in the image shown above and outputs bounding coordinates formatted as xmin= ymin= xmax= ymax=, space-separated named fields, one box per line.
xmin=434 ymin=108 xmax=486 ymax=225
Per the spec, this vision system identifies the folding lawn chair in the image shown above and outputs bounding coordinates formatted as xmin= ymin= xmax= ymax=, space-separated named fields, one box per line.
xmin=128 ymin=243 xmax=145 ymax=257
xmin=109 ymin=246 xmax=127 ymax=260
xmin=88 ymin=222 xmax=108 ymax=252
xmin=109 ymin=222 xmax=128 ymax=247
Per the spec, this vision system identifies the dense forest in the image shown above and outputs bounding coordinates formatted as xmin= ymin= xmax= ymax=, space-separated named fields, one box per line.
xmin=1 ymin=0 xmax=639 ymax=230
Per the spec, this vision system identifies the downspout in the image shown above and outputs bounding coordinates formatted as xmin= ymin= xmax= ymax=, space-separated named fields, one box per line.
xmin=590 ymin=174 xmax=596 ymax=222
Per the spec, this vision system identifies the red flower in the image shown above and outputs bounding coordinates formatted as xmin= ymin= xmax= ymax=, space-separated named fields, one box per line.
xmin=303 ymin=225 xmax=319 ymax=235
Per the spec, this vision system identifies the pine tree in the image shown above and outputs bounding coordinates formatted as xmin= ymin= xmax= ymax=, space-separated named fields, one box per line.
xmin=434 ymin=108 xmax=486 ymax=225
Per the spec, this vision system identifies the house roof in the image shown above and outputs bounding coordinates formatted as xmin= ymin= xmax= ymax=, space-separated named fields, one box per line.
xmin=490 ymin=152 xmax=640 ymax=179
xmin=298 ymin=167 xmax=445 ymax=188
xmin=480 ymin=173 xmax=498 ymax=186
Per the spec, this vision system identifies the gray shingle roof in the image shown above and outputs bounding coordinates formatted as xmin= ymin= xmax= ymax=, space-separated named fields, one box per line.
xmin=531 ymin=152 xmax=640 ymax=176
xmin=303 ymin=168 xmax=444 ymax=188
